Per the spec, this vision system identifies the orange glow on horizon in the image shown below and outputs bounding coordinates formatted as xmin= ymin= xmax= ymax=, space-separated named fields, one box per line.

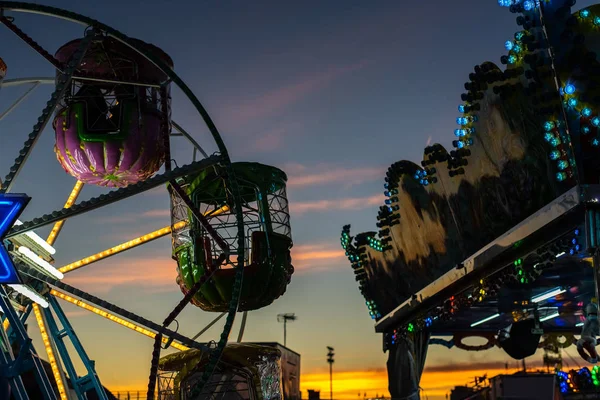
xmin=105 ymin=367 xmax=528 ymax=400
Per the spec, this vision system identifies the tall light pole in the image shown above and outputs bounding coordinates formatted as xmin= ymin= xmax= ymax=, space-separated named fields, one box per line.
xmin=327 ymin=346 xmax=335 ymax=400
xmin=277 ymin=313 xmax=297 ymax=347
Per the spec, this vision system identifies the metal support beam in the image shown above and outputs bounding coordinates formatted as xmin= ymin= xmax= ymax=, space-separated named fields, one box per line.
xmin=0 ymin=303 xmax=28 ymax=400
xmin=0 ymin=286 xmax=56 ymax=400
xmin=44 ymin=296 xmax=108 ymax=399
xmin=0 ymin=28 xmax=95 ymax=193
xmin=0 ymin=81 xmax=40 ymax=122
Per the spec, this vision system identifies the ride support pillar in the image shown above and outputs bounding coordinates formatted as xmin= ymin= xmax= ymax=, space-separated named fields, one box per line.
xmin=0 ymin=285 xmax=57 ymax=400
xmin=43 ymin=296 xmax=108 ymax=400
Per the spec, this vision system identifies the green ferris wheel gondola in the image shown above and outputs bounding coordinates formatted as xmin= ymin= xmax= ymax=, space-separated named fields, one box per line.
xmin=170 ymin=162 xmax=294 ymax=312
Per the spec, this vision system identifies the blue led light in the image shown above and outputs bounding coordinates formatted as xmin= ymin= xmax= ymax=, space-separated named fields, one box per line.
xmin=513 ymin=44 xmax=522 ymax=53
xmin=565 ymin=84 xmax=576 ymax=95
xmin=582 ymin=108 xmax=592 ymax=117
xmin=558 ymin=160 xmax=569 ymax=170
xmin=549 ymin=150 xmax=561 ymax=160
xmin=505 ymin=41 xmax=514 ymax=51
xmin=581 ymin=9 xmax=590 ymax=18
xmin=592 ymin=117 xmax=600 ymax=127
xmin=458 ymin=105 xmax=465 ymax=113
xmin=523 ymin=0 xmax=534 ymax=10
xmin=568 ymin=98 xmax=578 ymax=107
xmin=593 ymin=138 xmax=600 ymax=147
xmin=544 ymin=132 xmax=554 ymax=142
xmin=515 ymin=31 xmax=525 ymax=41
xmin=582 ymin=126 xmax=591 ymax=134
xmin=594 ymin=16 xmax=600 ymax=26
xmin=544 ymin=121 xmax=555 ymax=131
xmin=0 ymin=194 xmax=29 ymax=284
xmin=457 ymin=141 xmax=465 ymax=149
xmin=507 ymin=55 xmax=517 ymax=64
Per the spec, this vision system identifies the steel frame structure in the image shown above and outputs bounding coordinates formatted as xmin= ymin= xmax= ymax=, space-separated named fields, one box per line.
xmin=375 ymin=184 xmax=600 ymax=338
xmin=0 ymin=2 xmax=254 ymax=399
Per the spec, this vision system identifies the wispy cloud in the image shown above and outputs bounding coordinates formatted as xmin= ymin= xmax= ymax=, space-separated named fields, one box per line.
xmin=63 ymin=257 xmax=177 ymax=293
xmin=142 ymin=209 xmax=171 ymax=218
xmin=286 ymin=165 xmax=384 ymax=188
xmin=63 ymin=241 xmax=346 ymax=294
xmin=250 ymin=126 xmax=287 ymax=153
xmin=291 ymin=194 xmax=383 ymax=215
xmin=221 ymin=60 xmax=373 ymax=130
xmin=292 ymin=243 xmax=346 ymax=273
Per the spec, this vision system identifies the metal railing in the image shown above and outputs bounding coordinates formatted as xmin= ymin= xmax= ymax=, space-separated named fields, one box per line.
xmin=112 ymin=391 xmax=148 ymax=400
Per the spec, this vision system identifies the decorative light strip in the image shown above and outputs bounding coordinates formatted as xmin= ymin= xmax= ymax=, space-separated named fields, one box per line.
xmin=17 ymin=246 xmax=64 ymax=280
xmin=540 ymin=311 xmax=560 ymax=322
xmin=8 ymin=284 xmax=48 ymax=308
xmin=32 ymin=303 xmax=68 ymax=400
xmin=59 ymin=221 xmax=187 ymax=274
xmin=46 ymin=180 xmax=84 ymax=246
xmin=13 ymin=220 xmax=56 ymax=255
xmin=50 ymin=289 xmax=189 ymax=351
xmin=470 ymin=313 xmax=500 ymax=327
xmin=531 ymin=287 xmax=565 ymax=303
xmin=59 ymin=204 xmax=230 ymax=274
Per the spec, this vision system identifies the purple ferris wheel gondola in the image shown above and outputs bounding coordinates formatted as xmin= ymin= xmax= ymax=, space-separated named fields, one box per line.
xmin=52 ymin=37 xmax=173 ymax=187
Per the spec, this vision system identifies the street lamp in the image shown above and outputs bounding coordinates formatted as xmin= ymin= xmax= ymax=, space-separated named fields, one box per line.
xmin=327 ymin=346 xmax=335 ymax=400
xmin=277 ymin=313 xmax=297 ymax=347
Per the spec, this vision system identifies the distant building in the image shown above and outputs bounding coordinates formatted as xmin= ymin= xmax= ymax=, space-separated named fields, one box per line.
xmin=450 ymin=386 xmax=477 ymax=400
xmin=307 ymin=389 xmax=320 ymax=400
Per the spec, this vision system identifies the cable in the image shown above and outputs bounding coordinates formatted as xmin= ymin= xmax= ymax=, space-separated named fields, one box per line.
xmin=563 ymin=348 xmax=582 ymax=370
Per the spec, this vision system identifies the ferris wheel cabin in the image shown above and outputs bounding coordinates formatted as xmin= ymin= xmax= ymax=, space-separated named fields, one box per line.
xmin=170 ymin=162 xmax=294 ymax=312
xmin=52 ymin=36 xmax=173 ymax=187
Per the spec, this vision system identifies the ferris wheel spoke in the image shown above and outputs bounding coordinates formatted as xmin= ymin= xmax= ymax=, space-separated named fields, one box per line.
xmin=18 ymin=263 xmax=208 ymax=352
xmin=0 ymin=15 xmax=63 ymax=71
xmin=169 ymin=180 xmax=230 ymax=254
xmin=2 ymin=77 xmax=54 ymax=87
xmin=58 ymin=223 xmax=184 ymax=274
xmin=49 ymin=289 xmax=190 ymax=352
xmin=171 ymin=121 xmax=209 ymax=160
xmin=0 ymin=81 xmax=40 ymax=122
xmin=236 ymin=311 xmax=248 ymax=343
xmin=59 ymin=204 xmax=229 ymax=274
xmin=191 ymin=313 xmax=227 ymax=341
xmin=6 ymin=155 xmax=223 ymax=238
xmin=0 ymin=28 xmax=95 ymax=194
xmin=46 ymin=180 xmax=84 ymax=247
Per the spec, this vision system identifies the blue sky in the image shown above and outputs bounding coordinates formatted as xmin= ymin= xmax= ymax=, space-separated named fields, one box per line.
xmin=0 ymin=0 xmax=597 ymax=397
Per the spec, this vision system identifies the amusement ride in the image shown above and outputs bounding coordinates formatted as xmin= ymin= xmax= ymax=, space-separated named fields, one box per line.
xmin=342 ymin=0 xmax=600 ymax=398
xmin=0 ymin=2 xmax=294 ymax=399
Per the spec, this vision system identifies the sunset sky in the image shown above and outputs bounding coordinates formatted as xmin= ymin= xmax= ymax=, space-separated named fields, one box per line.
xmin=0 ymin=1 xmax=597 ymax=399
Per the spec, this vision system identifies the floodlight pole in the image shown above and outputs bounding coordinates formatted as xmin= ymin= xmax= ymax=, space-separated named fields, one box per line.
xmin=327 ymin=346 xmax=335 ymax=400
xmin=277 ymin=313 xmax=296 ymax=347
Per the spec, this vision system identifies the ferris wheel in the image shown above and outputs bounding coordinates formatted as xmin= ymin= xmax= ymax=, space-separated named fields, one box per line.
xmin=0 ymin=2 xmax=294 ymax=400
